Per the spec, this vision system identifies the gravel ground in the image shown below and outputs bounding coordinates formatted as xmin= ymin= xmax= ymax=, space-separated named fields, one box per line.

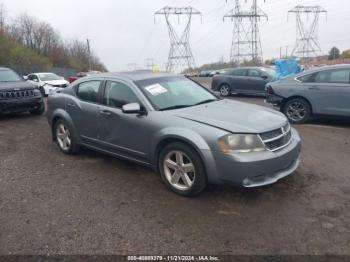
xmin=0 ymin=96 xmax=350 ymax=256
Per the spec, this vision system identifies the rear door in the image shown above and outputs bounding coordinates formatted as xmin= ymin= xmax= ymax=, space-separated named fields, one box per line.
xmin=66 ymin=80 xmax=103 ymax=144
xmin=228 ymin=68 xmax=248 ymax=93
xmin=304 ymin=68 xmax=350 ymax=116
xmin=246 ymin=68 xmax=268 ymax=94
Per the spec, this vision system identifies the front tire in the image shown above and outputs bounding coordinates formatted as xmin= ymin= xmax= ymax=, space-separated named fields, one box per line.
xmin=29 ymin=101 xmax=45 ymax=115
xmin=283 ymin=98 xmax=311 ymax=124
xmin=159 ymin=142 xmax=207 ymax=197
xmin=219 ymin=84 xmax=231 ymax=97
xmin=54 ymin=119 xmax=80 ymax=154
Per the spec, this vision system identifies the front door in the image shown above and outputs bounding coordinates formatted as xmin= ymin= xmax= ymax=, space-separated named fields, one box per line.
xmin=97 ymin=80 xmax=150 ymax=162
xmin=246 ymin=69 xmax=268 ymax=94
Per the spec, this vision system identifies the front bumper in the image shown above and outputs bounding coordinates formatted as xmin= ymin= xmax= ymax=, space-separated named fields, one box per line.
xmin=211 ymin=128 xmax=301 ymax=187
xmin=0 ymin=97 xmax=43 ymax=113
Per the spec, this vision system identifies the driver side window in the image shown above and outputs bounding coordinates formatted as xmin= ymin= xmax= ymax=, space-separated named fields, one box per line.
xmin=103 ymin=81 xmax=140 ymax=109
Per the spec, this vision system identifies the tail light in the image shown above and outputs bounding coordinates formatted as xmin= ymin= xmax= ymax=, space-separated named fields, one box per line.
xmin=266 ymin=85 xmax=274 ymax=94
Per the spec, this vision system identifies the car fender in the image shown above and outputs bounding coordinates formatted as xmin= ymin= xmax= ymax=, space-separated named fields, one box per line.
xmin=50 ymin=108 xmax=80 ymax=143
xmin=150 ymin=127 xmax=220 ymax=184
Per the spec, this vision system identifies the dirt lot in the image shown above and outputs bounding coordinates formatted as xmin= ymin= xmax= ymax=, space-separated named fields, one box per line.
xmin=0 ymin=95 xmax=350 ymax=256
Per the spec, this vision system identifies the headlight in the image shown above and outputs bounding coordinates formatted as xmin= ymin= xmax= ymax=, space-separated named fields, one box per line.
xmin=218 ymin=134 xmax=266 ymax=153
xmin=33 ymin=89 xmax=41 ymax=95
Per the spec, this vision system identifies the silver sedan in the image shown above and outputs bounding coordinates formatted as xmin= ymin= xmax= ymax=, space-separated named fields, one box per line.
xmin=47 ymin=72 xmax=301 ymax=196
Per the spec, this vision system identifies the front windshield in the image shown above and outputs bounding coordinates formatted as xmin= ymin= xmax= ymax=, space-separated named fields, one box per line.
xmin=136 ymin=77 xmax=218 ymax=111
xmin=38 ymin=73 xmax=62 ymax=81
xmin=0 ymin=69 xmax=23 ymax=82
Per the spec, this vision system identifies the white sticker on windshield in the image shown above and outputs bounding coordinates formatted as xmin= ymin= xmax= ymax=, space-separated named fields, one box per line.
xmin=144 ymin=84 xmax=168 ymax=96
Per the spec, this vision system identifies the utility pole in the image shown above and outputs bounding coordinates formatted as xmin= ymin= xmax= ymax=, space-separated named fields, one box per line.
xmin=154 ymin=6 xmax=202 ymax=73
xmin=86 ymin=38 xmax=92 ymax=71
xmin=288 ymin=5 xmax=327 ymax=61
xmin=224 ymin=0 xmax=267 ymax=66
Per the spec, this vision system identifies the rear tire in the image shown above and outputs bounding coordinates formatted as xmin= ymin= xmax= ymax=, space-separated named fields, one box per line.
xmin=283 ymin=98 xmax=311 ymax=124
xmin=219 ymin=84 xmax=231 ymax=97
xmin=158 ymin=142 xmax=207 ymax=197
xmin=54 ymin=119 xmax=80 ymax=154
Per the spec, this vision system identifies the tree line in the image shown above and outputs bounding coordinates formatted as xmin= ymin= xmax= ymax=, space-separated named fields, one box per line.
xmin=0 ymin=4 xmax=106 ymax=72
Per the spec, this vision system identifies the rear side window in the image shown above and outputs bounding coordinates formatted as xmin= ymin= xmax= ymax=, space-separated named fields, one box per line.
xmin=315 ymin=69 xmax=350 ymax=84
xmin=297 ymin=74 xmax=315 ymax=83
xmin=76 ymin=81 xmax=101 ymax=103
xmin=103 ymin=81 xmax=140 ymax=109
xmin=231 ymin=69 xmax=247 ymax=76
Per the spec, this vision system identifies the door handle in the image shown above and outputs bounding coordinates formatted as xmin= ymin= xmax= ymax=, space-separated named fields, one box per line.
xmin=100 ymin=110 xmax=112 ymax=116
xmin=308 ymin=86 xmax=320 ymax=90
xmin=67 ymin=103 xmax=76 ymax=108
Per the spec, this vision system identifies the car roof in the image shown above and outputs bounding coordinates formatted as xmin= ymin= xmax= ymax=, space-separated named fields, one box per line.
xmin=85 ymin=71 xmax=181 ymax=82
xmin=297 ymin=64 xmax=350 ymax=76
xmin=31 ymin=72 xmax=56 ymax=75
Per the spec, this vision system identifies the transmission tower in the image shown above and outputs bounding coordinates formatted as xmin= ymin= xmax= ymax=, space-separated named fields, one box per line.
xmin=154 ymin=6 xmax=201 ymax=73
xmin=224 ymin=0 xmax=267 ymax=65
xmin=288 ymin=5 xmax=327 ymax=59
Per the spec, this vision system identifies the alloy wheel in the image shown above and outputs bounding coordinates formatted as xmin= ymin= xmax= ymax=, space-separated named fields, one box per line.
xmin=56 ymin=123 xmax=72 ymax=151
xmin=220 ymin=85 xmax=230 ymax=97
xmin=163 ymin=150 xmax=196 ymax=191
xmin=286 ymin=101 xmax=307 ymax=122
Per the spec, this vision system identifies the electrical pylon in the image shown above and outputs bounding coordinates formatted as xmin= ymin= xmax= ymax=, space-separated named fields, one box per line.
xmin=224 ymin=0 xmax=267 ymax=66
xmin=154 ymin=6 xmax=201 ymax=73
xmin=288 ymin=5 xmax=327 ymax=59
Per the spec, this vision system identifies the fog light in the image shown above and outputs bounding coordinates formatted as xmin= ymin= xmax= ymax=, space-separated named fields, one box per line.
xmin=243 ymin=178 xmax=251 ymax=186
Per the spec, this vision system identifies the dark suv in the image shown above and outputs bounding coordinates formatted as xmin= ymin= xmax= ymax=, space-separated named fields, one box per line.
xmin=0 ymin=67 xmax=44 ymax=115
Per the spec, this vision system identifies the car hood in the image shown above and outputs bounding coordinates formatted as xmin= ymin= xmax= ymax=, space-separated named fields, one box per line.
xmin=44 ymin=80 xmax=68 ymax=85
xmin=0 ymin=81 xmax=37 ymax=91
xmin=170 ymin=99 xmax=287 ymax=133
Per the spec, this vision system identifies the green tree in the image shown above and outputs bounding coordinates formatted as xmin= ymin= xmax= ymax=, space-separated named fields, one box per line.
xmin=341 ymin=49 xmax=350 ymax=59
xmin=328 ymin=47 xmax=340 ymax=60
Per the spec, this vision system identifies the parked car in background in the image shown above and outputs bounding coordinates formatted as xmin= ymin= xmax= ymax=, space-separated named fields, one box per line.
xmin=266 ymin=64 xmax=350 ymax=124
xmin=199 ymin=70 xmax=212 ymax=77
xmin=68 ymin=71 xmax=101 ymax=83
xmin=0 ymin=67 xmax=44 ymax=115
xmin=47 ymin=72 xmax=301 ymax=196
xmin=211 ymin=67 xmax=276 ymax=97
xmin=26 ymin=72 xmax=69 ymax=96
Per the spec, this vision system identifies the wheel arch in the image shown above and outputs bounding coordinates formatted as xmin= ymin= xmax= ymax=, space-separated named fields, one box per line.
xmin=281 ymin=95 xmax=313 ymax=114
xmin=50 ymin=109 xmax=78 ymax=142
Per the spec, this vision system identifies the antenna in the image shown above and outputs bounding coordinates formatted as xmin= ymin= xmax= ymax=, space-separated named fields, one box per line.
xmin=155 ymin=6 xmax=201 ymax=73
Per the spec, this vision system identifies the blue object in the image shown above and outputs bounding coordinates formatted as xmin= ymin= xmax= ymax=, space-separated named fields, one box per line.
xmin=273 ymin=59 xmax=302 ymax=81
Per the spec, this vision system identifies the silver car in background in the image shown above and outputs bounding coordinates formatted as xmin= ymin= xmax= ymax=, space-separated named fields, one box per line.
xmin=47 ymin=72 xmax=301 ymax=196
xmin=266 ymin=64 xmax=350 ymax=123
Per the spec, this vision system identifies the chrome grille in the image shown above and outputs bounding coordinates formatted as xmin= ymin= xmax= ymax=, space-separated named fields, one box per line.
xmin=0 ymin=89 xmax=35 ymax=100
xmin=259 ymin=123 xmax=292 ymax=152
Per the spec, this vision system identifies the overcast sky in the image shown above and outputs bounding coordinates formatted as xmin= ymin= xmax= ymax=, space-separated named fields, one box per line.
xmin=2 ymin=0 xmax=350 ymax=71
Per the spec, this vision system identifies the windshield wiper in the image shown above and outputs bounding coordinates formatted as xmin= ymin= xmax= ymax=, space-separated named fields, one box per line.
xmin=159 ymin=105 xmax=192 ymax=111
xmin=194 ymin=99 xmax=219 ymax=106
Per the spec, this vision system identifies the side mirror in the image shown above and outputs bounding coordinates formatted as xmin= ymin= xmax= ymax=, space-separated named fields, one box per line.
xmin=122 ymin=103 xmax=144 ymax=114
xmin=23 ymin=76 xmax=28 ymax=80
xmin=261 ymin=75 xmax=268 ymax=80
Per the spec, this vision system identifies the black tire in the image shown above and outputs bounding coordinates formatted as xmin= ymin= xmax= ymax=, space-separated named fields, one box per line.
xmin=158 ymin=142 xmax=207 ymax=197
xmin=283 ymin=98 xmax=311 ymax=124
xmin=54 ymin=119 xmax=80 ymax=154
xmin=39 ymin=86 xmax=46 ymax=97
xmin=29 ymin=101 xmax=45 ymax=115
xmin=219 ymin=84 xmax=231 ymax=97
